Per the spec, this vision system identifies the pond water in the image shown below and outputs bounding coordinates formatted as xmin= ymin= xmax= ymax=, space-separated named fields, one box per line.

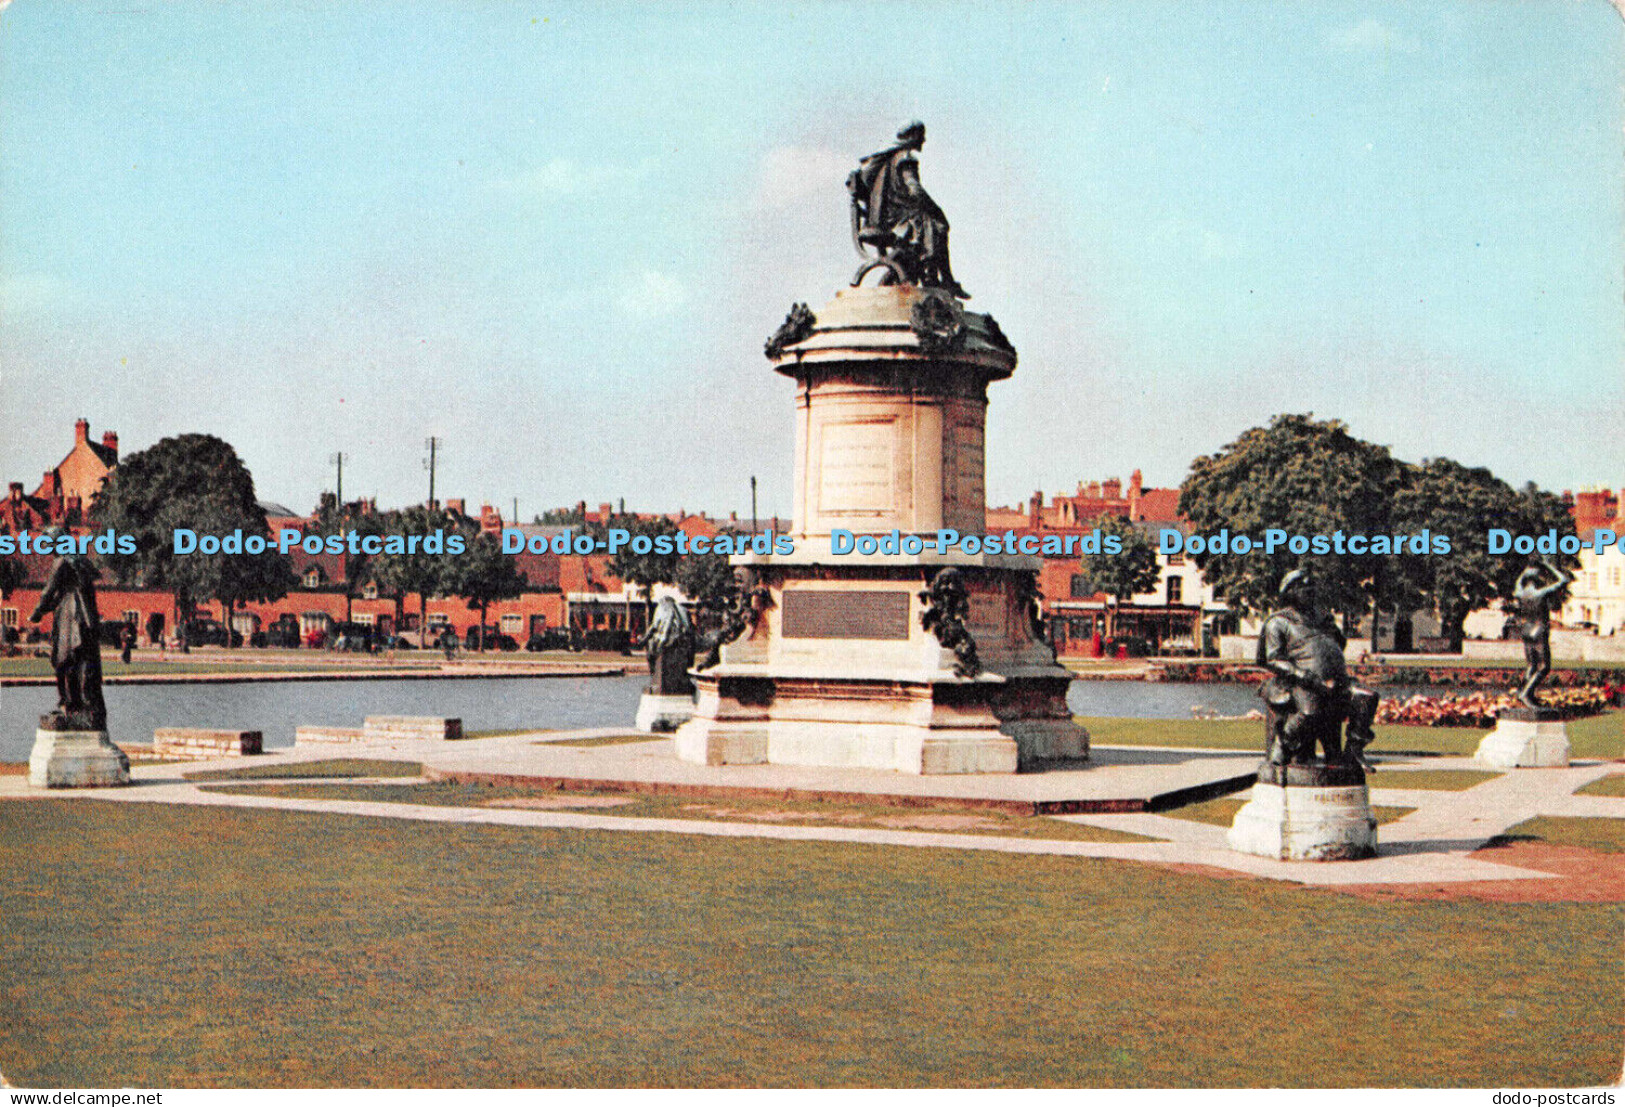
xmin=0 ymin=675 xmax=1272 ymax=763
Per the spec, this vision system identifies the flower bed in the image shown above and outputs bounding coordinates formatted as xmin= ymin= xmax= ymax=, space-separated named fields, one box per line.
xmin=1374 ymin=687 xmax=1611 ymax=728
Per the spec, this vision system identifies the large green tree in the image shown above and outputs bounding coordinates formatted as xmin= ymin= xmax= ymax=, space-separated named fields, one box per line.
xmin=445 ymin=530 xmax=528 ymax=650
xmin=370 ymin=506 xmax=463 ymax=642
xmin=93 ymin=434 xmax=293 ymax=645
xmin=1075 ymin=514 xmax=1162 ymax=637
xmin=602 ymin=514 xmax=682 ymax=630
xmin=1385 ymin=458 xmax=1571 ymax=650
xmin=311 ymin=494 xmax=385 ymax=624
xmin=1178 ymin=414 xmax=1398 ymax=623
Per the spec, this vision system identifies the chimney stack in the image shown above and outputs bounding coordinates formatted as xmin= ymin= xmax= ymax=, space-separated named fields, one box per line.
xmin=74 ymin=418 xmax=89 ymax=445
xmin=102 ymin=430 xmax=119 ymax=458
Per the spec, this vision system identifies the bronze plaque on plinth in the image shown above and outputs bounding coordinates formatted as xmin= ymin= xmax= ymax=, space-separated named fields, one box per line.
xmin=781 ymin=590 xmax=910 ymax=640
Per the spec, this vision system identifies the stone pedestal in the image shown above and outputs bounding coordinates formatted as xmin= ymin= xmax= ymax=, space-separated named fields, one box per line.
xmin=1474 ymin=708 xmax=1570 ymax=768
xmin=674 ymin=285 xmax=1089 ymax=775
xmin=635 ymin=692 xmax=696 ymax=734
xmin=1227 ymin=764 xmax=1376 ymax=861
xmin=29 ymin=717 xmax=131 ymax=788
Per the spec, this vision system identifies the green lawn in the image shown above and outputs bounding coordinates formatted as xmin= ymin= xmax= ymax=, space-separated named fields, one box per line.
xmin=1577 ymin=774 xmax=1625 ymax=798
xmin=0 ymin=801 xmax=1618 ymax=1087
xmin=1492 ymin=816 xmax=1625 ymax=855
xmin=185 ymin=758 xmax=422 ymax=782
xmin=544 ymin=733 xmax=663 ymax=748
xmin=1368 ymin=770 xmax=1502 ymax=791
xmin=1163 ymin=796 xmax=1413 ymax=828
xmin=197 ymin=779 xmax=1157 ymax=844
xmin=1080 ymin=709 xmax=1624 ymax=761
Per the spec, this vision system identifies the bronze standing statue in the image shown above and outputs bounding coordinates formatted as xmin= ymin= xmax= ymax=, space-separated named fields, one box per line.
xmin=28 ymin=534 xmax=108 ymax=730
xmin=848 ymin=121 xmax=968 ymax=297
xmin=1508 ymin=557 xmax=1572 ymax=709
xmin=1256 ymin=569 xmax=1376 ymax=772
xmin=643 ymin=596 xmax=697 ymax=697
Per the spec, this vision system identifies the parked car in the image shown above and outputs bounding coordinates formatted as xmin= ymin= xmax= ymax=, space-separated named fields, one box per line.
xmin=182 ymin=619 xmax=241 ymax=647
xmin=525 ymin=628 xmax=572 ymax=652
xmin=580 ymin=628 xmax=631 ymax=653
xmin=264 ymin=616 xmax=302 ymax=649
xmin=465 ymin=626 xmax=519 ymax=652
xmin=328 ymin=622 xmax=378 ymax=652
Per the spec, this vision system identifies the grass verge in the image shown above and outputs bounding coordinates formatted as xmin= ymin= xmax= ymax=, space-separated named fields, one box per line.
xmin=1576 ymin=774 xmax=1625 ymax=798
xmin=541 ymin=734 xmax=664 ymax=748
xmin=196 ymin=779 xmax=1159 ymax=844
xmin=185 ymin=758 xmax=422 ymax=782
xmin=1490 ymin=816 xmax=1625 ymax=855
xmin=1368 ymin=770 xmax=1501 ymax=791
xmin=1161 ymin=797 xmax=1414 ymax=828
xmin=1079 ymin=709 xmax=1623 ymax=761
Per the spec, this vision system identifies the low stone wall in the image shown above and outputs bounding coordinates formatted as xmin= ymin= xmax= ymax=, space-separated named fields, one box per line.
xmin=152 ymin=727 xmax=263 ymax=758
xmin=293 ymin=716 xmax=464 ymax=744
xmin=363 ymin=716 xmax=464 ymax=741
xmin=295 ymin=725 xmax=366 ymax=745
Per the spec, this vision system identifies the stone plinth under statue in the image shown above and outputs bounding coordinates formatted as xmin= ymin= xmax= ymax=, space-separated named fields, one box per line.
xmin=1474 ymin=707 xmax=1571 ymax=768
xmin=29 ymin=714 xmax=130 ymax=788
xmin=1227 ymin=763 xmax=1376 ymax=862
xmin=674 ymin=282 xmax=1087 ymax=774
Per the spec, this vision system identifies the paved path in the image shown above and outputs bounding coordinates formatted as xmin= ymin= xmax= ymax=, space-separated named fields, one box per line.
xmin=4 ymin=733 xmax=1619 ymax=889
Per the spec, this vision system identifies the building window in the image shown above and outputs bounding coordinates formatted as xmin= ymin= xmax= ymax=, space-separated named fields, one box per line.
xmin=500 ymin=614 xmax=524 ymax=632
xmin=1069 ymin=574 xmax=1092 ymax=599
xmin=123 ymin=610 xmax=139 ymax=627
xmin=303 ymin=568 xmax=323 ymax=588
xmin=1166 ymin=576 xmax=1183 ymax=604
xmin=354 ymin=613 xmax=374 ymax=626
xmin=1 ymin=608 xmax=15 ymax=628
xmin=1166 ymin=552 xmax=1184 ymax=567
xmin=362 ymin=582 xmax=379 ymax=600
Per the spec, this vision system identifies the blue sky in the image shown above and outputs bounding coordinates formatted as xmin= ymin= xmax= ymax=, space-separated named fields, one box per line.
xmin=2 ymin=1 xmax=1620 ymax=521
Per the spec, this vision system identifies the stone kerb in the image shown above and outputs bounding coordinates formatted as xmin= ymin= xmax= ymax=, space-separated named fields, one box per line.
xmin=153 ymin=727 xmax=264 ymax=759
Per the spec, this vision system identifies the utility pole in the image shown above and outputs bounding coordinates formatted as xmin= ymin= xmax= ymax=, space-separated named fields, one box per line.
xmin=424 ymin=437 xmax=440 ymax=509
xmin=750 ymin=475 xmax=758 ymax=536
xmin=513 ymin=496 xmax=519 ymax=526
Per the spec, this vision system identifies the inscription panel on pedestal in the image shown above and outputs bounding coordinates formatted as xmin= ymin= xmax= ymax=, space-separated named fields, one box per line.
xmin=781 ymin=590 xmax=911 ymax=640
xmin=946 ymin=421 xmax=985 ymax=514
xmin=818 ymin=419 xmax=896 ymax=514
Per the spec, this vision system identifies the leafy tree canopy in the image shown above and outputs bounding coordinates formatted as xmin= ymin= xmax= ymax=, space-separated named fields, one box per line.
xmin=93 ymin=434 xmax=293 ymax=617
xmin=1076 ymin=514 xmax=1161 ymax=604
xmin=1178 ymin=414 xmax=1398 ymax=619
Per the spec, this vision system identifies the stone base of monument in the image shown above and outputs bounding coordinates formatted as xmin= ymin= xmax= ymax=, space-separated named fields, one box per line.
xmin=635 ymin=692 xmax=696 ymax=734
xmin=1474 ymin=707 xmax=1570 ymax=768
xmin=29 ymin=717 xmax=131 ymax=788
xmin=676 ymin=654 xmax=1085 ymax=775
xmin=1227 ymin=763 xmax=1376 ymax=861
